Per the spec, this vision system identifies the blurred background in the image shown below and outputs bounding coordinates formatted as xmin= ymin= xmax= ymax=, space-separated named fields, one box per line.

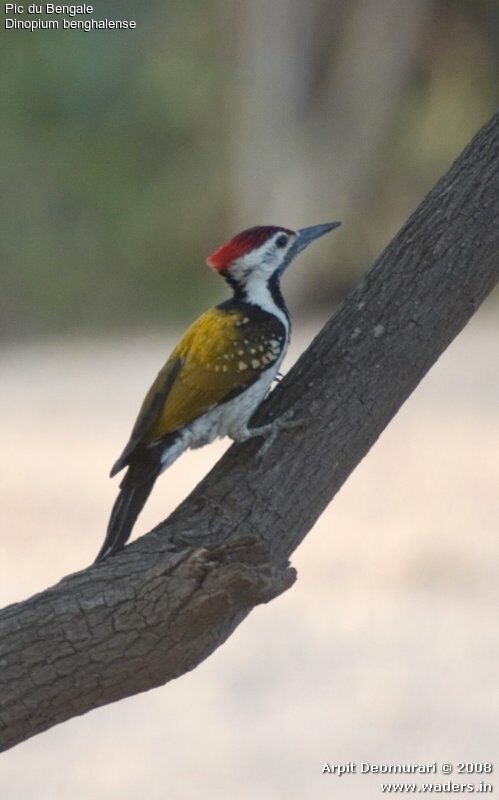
xmin=1 ymin=1 xmax=498 ymax=798
xmin=2 ymin=0 xmax=499 ymax=335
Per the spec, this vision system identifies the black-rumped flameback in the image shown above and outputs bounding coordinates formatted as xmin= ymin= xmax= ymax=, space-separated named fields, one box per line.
xmin=95 ymin=222 xmax=340 ymax=562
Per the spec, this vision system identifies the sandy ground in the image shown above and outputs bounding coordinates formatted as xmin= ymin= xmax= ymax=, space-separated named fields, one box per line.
xmin=0 ymin=307 xmax=497 ymax=799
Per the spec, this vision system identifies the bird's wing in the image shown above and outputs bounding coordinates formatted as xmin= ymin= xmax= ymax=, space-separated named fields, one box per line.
xmin=111 ymin=306 xmax=285 ymax=475
xmin=110 ymin=357 xmax=183 ymax=477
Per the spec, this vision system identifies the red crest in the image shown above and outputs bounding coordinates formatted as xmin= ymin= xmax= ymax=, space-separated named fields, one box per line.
xmin=206 ymin=226 xmax=294 ymax=271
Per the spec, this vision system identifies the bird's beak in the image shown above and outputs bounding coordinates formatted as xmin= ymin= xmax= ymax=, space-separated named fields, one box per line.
xmin=295 ymin=222 xmax=341 ymax=254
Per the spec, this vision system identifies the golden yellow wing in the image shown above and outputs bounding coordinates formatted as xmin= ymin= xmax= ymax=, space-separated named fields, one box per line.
xmin=111 ymin=305 xmax=286 ymax=475
xmin=148 ymin=306 xmax=283 ymax=437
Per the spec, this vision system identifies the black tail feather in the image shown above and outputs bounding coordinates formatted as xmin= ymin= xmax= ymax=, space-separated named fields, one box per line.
xmin=94 ymin=475 xmax=157 ymax=563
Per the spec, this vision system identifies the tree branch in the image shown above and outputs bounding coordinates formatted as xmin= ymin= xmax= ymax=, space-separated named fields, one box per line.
xmin=1 ymin=113 xmax=498 ymax=753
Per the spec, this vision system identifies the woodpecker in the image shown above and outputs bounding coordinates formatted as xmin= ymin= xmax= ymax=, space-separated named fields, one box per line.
xmin=95 ymin=221 xmax=340 ymax=562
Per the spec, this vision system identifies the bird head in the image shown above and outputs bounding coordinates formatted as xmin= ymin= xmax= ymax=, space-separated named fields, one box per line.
xmin=206 ymin=223 xmax=340 ymax=286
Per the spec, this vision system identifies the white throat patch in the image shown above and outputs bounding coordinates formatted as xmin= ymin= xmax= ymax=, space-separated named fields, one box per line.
xmin=243 ymin=272 xmax=289 ymax=331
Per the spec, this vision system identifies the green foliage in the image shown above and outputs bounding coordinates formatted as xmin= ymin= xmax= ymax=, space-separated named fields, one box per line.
xmin=1 ymin=1 xmax=228 ymax=336
xmin=1 ymin=0 xmax=497 ymax=336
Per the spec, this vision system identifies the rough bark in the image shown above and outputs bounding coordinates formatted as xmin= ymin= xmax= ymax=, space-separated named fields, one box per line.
xmin=1 ymin=113 xmax=498 ymax=753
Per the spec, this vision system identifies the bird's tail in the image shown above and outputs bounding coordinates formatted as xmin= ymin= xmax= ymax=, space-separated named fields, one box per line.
xmin=94 ymin=474 xmax=157 ymax=563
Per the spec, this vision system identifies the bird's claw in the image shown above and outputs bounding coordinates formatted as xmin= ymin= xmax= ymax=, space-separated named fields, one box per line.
xmin=255 ymin=409 xmax=305 ymax=460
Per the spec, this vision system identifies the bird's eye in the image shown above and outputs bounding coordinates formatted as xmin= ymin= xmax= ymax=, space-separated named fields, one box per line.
xmin=276 ymin=234 xmax=288 ymax=248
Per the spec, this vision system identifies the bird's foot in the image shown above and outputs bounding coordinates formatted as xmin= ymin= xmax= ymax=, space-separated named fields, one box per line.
xmin=250 ymin=409 xmax=305 ymax=460
xmin=230 ymin=410 xmax=305 ymax=459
